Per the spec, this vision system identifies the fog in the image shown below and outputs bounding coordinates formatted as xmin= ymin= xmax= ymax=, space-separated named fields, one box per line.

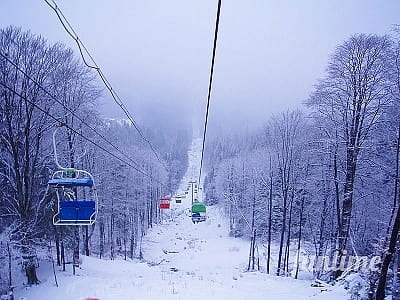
xmin=1 ymin=0 xmax=399 ymax=133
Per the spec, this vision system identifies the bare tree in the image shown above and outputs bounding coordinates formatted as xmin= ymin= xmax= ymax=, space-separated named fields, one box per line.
xmin=375 ymin=28 xmax=400 ymax=300
xmin=0 ymin=26 xmax=57 ymax=284
xmin=268 ymin=110 xmax=306 ymax=276
xmin=308 ymin=34 xmax=391 ymax=278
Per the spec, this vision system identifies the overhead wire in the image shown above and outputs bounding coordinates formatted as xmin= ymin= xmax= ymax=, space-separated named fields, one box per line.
xmin=198 ymin=0 xmax=222 ymax=185
xmin=0 ymin=80 xmax=168 ymax=189
xmin=43 ymin=0 xmax=163 ymax=166
xmin=0 ymin=51 xmax=144 ymax=171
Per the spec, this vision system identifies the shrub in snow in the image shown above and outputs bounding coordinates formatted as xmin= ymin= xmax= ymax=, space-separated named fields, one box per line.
xmin=229 ymin=229 xmax=243 ymax=238
xmin=340 ymin=273 xmax=369 ymax=300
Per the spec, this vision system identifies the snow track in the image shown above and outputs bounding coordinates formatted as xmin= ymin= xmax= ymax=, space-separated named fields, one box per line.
xmin=15 ymin=138 xmax=347 ymax=300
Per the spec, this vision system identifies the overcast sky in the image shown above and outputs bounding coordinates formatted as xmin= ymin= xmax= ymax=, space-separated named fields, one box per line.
xmin=1 ymin=0 xmax=399 ymax=133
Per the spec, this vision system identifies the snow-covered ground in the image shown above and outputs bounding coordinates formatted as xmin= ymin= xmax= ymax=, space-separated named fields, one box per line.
xmin=14 ymin=138 xmax=348 ymax=300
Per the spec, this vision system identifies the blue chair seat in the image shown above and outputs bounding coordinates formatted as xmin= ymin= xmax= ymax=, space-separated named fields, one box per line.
xmin=59 ymin=201 xmax=95 ymax=221
xmin=48 ymin=178 xmax=94 ymax=187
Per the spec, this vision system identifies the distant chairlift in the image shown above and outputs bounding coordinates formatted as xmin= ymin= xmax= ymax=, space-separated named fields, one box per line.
xmin=191 ymin=202 xmax=206 ymax=224
xmin=48 ymin=125 xmax=98 ymax=225
xmin=160 ymin=197 xmax=171 ymax=209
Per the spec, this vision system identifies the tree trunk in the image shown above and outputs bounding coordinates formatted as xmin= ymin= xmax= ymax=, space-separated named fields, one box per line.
xmin=110 ymin=215 xmax=114 ymax=260
xmin=375 ymin=123 xmax=400 ymax=300
xmin=316 ymin=184 xmax=329 ymax=278
xmin=99 ymin=220 xmax=105 ymax=259
xmin=393 ymin=241 xmax=400 ymax=299
xmin=248 ymin=229 xmax=254 ymax=271
xmin=54 ymin=227 xmax=61 ymax=266
xmin=61 ymin=241 xmax=66 ymax=271
xmin=123 ymin=218 xmax=127 ymax=260
xmin=130 ymin=215 xmax=135 ymax=259
xmin=84 ymin=226 xmax=90 ymax=256
xmin=277 ymin=187 xmax=288 ymax=276
xmin=20 ymin=224 xmax=39 ymax=285
xmin=25 ymin=260 xmax=39 ymax=285
xmin=375 ymin=198 xmax=400 ymax=300
xmin=284 ymin=193 xmax=294 ymax=275
xmin=295 ymin=194 xmax=305 ymax=279
xmin=73 ymin=226 xmax=80 ymax=275
xmin=267 ymin=169 xmax=273 ymax=274
xmin=333 ymin=144 xmax=341 ymax=237
xmin=335 ymin=147 xmax=357 ymax=278
xmin=7 ymin=242 xmax=12 ymax=288
xmin=248 ymin=191 xmax=257 ymax=271
xmin=252 ymin=229 xmax=257 ymax=270
xmin=23 ymin=249 xmax=39 ymax=285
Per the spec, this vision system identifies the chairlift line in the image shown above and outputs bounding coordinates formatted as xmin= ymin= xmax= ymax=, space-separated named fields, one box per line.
xmin=5 ymin=0 xmax=224 ymax=202
xmin=0 ymin=81 xmax=168 ymax=189
xmin=0 ymin=51 xmax=144 ymax=172
xmin=43 ymin=0 xmax=164 ymax=167
xmin=198 ymin=0 xmax=222 ymax=186
xmin=44 ymin=0 xmax=223 ymax=187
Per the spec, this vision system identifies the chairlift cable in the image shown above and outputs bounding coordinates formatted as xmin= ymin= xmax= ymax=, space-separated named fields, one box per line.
xmin=198 ymin=0 xmax=222 ymax=186
xmin=0 ymin=51 xmax=144 ymax=171
xmin=0 ymin=81 xmax=168 ymax=189
xmin=43 ymin=0 xmax=164 ymax=166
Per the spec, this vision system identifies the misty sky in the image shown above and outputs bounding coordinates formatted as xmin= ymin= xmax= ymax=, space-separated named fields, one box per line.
xmin=1 ymin=0 xmax=399 ymax=132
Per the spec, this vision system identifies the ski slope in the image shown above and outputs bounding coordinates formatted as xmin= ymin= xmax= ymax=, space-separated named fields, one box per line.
xmin=14 ymin=138 xmax=348 ymax=300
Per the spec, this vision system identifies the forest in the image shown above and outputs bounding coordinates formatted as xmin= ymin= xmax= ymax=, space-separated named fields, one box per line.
xmin=0 ymin=26 xmax=190 ymax=294
xmin=203 ymin=29 xmax=400 ymax=299
xmin=0 ymin=21 xmax=400 ymax=300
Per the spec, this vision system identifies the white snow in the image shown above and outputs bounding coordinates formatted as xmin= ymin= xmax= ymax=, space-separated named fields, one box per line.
xmin=14 ymin=138 xmax=349 ymax=300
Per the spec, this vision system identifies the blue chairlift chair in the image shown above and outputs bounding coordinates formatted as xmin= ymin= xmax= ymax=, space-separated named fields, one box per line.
xmin=50 ymin=169 xmax=98 ymax=226
xmin=48 ymin=125 xmax=98 ymax=226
